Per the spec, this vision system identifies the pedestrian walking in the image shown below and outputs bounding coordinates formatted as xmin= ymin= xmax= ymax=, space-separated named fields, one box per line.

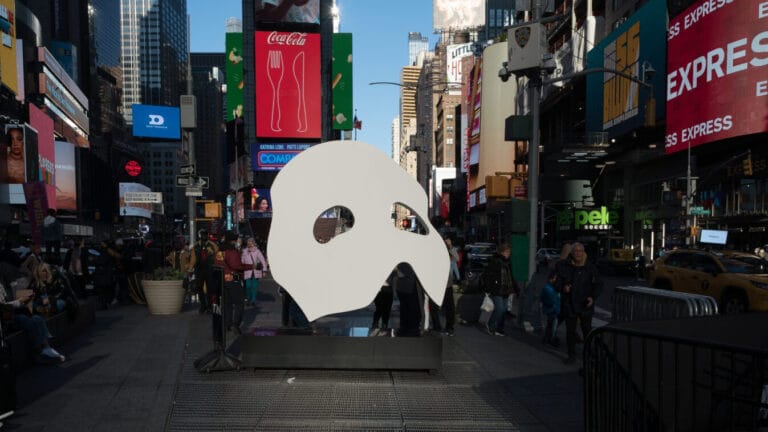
xmin=428 ymin=267 xmax=457 ymax=335
xmin=219 ymin=232 xmax=253 ymax=335
xmin=41 ymin=209 xmax=63 ymax=265
xmin=166 ymin=239 xmax=196 ymax=302
xmin=63 ymin=238 xmax=89 ymax=299
xmin=241 ymin=237 xmax=267 ymax=307
xmin=480 ymin=243 xmax=516 ymax=336
xmin=371 ymin=270 xmax=396 ymax=334
xmin=194 ymin=230 xmax=219 ymax=314
xmin=540 ymin=270 xmax=561 ymax=347
xmin=394 ymin=263 xmax=422 ymax=337
xmin=556 ymin=242 xmax=603 ymax=364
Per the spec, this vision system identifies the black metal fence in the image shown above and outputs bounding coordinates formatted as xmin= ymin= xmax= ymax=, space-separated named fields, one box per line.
xmin=584 ymin=315 xmax=768 ymax=431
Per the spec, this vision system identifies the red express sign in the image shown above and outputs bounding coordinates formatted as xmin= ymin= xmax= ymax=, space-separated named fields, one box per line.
xmin=255 ymin=31 xmax=321 ymax=139
xmin=665 ymin=0 xmax=768 ymax=154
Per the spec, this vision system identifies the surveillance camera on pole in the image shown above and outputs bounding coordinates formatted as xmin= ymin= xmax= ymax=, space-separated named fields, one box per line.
xmin=506 ymin=22 xmax=548 ymax=78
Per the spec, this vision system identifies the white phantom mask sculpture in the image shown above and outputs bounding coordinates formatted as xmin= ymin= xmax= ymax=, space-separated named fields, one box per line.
xmin=269 ymin=140 xmax=450 ymax=322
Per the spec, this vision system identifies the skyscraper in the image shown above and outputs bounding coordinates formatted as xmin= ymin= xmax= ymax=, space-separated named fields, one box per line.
xmin=120 ymin=0 xmax=189 ymax=124
xmin=408 ymin=32 xmax=429 ymax=66
xmin=191 ymin=53 xmax=226 ymax=199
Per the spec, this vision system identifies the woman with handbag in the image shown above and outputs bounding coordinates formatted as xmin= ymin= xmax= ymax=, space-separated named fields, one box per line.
xmin=241 ymin=237 xmax=268 ymax=307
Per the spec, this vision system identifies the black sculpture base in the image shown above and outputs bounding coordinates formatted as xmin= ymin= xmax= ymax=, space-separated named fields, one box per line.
xmin=194 ymin=347 xmax=242 ymax=373
xmin=241 ymin=326 xmax=442 ymax=370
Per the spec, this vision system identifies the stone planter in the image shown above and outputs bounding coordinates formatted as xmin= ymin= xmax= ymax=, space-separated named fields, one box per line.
xmin=142 ymin=279 xmax=185 ymax=315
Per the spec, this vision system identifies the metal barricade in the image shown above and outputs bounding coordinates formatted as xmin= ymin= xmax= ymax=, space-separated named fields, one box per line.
xmin=613 ymin=286 xmax=719 ymax=322
xmin=584 ymin=315 xmax=768 ymax=431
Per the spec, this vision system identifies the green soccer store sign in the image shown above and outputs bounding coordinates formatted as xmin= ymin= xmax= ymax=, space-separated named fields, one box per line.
xmin=557 ymin=206 xmax=621 ymax=231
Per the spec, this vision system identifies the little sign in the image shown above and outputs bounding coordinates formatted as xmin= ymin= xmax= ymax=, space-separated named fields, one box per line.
xmin=124 ymin=191 xmax=163 ymax=204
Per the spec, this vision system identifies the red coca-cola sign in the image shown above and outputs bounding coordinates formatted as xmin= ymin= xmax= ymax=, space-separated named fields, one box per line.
xmin=266 ymin=31 xmax=307 ymax=46
xmin=255 ymin=31 xmax=321 ymax=139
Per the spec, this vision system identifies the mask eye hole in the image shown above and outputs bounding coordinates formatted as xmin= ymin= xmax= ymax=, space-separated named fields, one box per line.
xmin=391 ymin=203 xmax=428 ymax=235
xmin=313 ymin=206 xmax=354 ymax=244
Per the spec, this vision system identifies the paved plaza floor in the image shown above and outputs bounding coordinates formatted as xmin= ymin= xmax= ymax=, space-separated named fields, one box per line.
xmin=6 ymin=279 xmax=583 ymax=431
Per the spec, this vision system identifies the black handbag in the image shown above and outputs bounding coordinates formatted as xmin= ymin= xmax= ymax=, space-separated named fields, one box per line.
xmin=255 ymin=262 xmax=263 ymax=271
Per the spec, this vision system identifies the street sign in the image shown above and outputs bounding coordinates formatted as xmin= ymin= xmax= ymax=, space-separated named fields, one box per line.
xmin=185 ymin=186 xmax=203 ymax=197
xmin=689 ymin=206 xmax=710 ymax=216
xmin=180 ymin=164 xmax=195 ymax=175
xmin=124 ymin=191 xmax=163 ymax=203
xmin=176 ymin=175 xmax=194 ymax=187
xmin=196 ymin=176 xmax=209 ymax=189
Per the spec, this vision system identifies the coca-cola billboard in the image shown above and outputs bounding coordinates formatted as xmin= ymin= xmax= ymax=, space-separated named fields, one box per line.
xmin=255 ymin=31 xmax=321 ymax=139
xmin=665 ymin=0 xmax=768 ymax=154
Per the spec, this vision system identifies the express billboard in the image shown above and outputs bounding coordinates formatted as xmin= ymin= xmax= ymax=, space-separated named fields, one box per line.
xmin=254 ymin=31 xmax=321 ymax=139
xmin=585 ymin=0 xmax=667 ymax=138
xmin=665 ymin=0 xmax=768 ymax=154
xmin=132 ymin=104 xmax=181 ymax=140
xmin=251 ymin=142 xmax=311 ymax=171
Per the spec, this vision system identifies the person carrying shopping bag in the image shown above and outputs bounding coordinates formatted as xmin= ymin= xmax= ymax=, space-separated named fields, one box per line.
xmin=241 ymin=237 xmax=268 ymax=307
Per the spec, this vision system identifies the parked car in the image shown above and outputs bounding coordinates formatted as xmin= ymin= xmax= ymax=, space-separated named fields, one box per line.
xmin=464 ymin=243 xmax=495 ymax=263
xmin=648 ymin=249 xmax=768 ymax=314
xmin=535 ymin=248 xmax=560 ymax=268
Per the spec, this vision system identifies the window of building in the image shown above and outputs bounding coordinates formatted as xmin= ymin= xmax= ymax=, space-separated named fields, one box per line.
xmin=446 ymin=138 xmax=454 ymax=145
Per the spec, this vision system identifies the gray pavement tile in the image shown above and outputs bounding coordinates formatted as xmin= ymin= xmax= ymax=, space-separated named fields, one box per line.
xmin=403 ymin=420 xmax=517 ymax=431
xmin=255 ymin=419 xmax=404 ymax=431
xmin=91 ymin=418 xmax=149 ymax=432
xmin=395 ymin=385 xmax=509 ymax=424
xmin=284 ymin=369 xmax=392 ymax=385
xmin=260 ymin=383 xmax=401 ymax=423
xmin=170 ymin=382 xmax=272 ymax=421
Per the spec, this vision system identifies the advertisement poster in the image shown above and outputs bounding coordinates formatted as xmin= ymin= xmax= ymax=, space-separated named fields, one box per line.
xmin=331 ymin=33 xmax=353 ymax=130
xmin=0 ymin=0 xmax=18 ymax=95
xmin=254 ymin=0 xmax=319 ymax=24
xmin=255 ymin=31 xmax=321 ymax=139
xmin=247 ymin=188 xmax=272 ymax=218
xmin=225 ymin=32 xmax=244 ymax=122
xmin=433 ymin=0 xmax=485 ymax=31
xmin=118 ymin=182 xmax=152 ymax=219
xmin=585 ymin=0 xmax=666 ymax=138
xmin=23 ymin=181 xmax=49 ymax=246
xmin=665 ymin=0 xmax=768 ymax=154
xmin=251 ymin=142 xmax=312 ymax=171
xmin=29 ymin=104 xmax=56 ymax=206
xmin=446 ymin=43 xmax=472 ymax=94
xmin=5 ymin=125 xmax=26 ymax=183
xmin=55 ymin=140 xmax=77 ymax=211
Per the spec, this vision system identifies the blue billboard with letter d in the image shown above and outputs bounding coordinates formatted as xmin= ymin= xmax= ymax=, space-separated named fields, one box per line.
xmin=132 ymin=104 xmax=181 ymax=139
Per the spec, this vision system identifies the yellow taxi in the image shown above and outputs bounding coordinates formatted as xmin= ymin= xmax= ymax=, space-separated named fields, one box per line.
xmin=648 ymin=249 xmax=768 ymax=314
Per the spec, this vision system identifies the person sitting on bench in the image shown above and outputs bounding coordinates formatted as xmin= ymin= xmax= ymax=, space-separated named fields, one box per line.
xmin=0 ymin=281 xmax=65 ymax=363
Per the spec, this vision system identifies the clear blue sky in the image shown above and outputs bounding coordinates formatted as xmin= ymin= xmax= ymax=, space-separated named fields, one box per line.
xmin=187 ymin=0 xmax=438 ymax=157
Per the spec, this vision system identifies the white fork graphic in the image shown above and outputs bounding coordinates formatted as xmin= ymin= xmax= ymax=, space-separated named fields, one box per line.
xmin=267 ymin=50 xmax=283 ymax=132
xmin=293 ymin=52 xmax=307 ymax=133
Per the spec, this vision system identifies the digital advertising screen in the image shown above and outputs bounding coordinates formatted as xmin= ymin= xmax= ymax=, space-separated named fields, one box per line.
xmin=254 ymin=31 xmax=321 ymax=139
xmin=55 ymin=140 xmax=77 ymax=211
xmin=132 ymin=104 xmax=181 ymax=140
xmin=665 ymin=0 xmax=768 ymax=154
xmin=251 ymin=142 xmax=312 ymax=171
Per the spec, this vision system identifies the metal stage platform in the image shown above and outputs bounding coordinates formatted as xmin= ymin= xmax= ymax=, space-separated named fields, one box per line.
xmin=240 ymin=327 xmax=443 ymax=370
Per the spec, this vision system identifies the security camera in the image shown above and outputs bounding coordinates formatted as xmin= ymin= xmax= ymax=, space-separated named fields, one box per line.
xmin=542 ymin=54 xmax=556 ymax=75
xmin=642 ymin=62 xmax=656 ymax=82
xmin=499 ymin=61 xmax=511 ymax=82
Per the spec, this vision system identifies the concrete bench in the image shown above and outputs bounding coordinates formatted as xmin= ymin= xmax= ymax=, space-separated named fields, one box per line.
xmin=4 ymin=297 xmax=96 ymax=369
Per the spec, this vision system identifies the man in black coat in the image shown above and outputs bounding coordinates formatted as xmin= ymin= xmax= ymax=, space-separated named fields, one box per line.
xmin=556 ymin=242 xmax=603 ymax=364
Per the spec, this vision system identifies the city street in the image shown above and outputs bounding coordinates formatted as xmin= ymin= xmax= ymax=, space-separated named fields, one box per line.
xmin=0 ymin=276 xmax=636 ymax=432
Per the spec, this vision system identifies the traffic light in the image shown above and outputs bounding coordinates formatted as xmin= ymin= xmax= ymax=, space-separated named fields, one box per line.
xmin=743 ymin=156 xmax=753 ymax=176
xmin=401 ymin=219 xmax=410 ymax=229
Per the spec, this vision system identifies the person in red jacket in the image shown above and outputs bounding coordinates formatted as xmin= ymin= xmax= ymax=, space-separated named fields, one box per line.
xmin=220 ymin=231 xmax=255 ymax=335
